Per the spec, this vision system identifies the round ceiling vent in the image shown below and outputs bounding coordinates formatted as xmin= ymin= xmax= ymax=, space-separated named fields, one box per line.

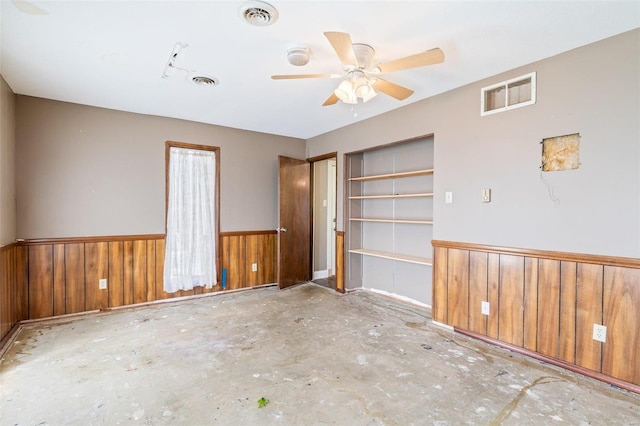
xmin=192 ymin=76 xmax=218 ymax=87
xmin=239 ymin=1 xmax=279 ymax=26
xmin=287 ymin=46 xmax=310 ymax=66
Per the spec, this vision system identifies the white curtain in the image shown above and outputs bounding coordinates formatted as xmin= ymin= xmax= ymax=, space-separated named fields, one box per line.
xmin=164 ymin=147 xmax=217 ymax=293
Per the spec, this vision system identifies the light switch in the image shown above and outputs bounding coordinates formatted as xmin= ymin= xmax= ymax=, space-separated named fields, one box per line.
xmin=482 ymin=188 xmax=491 ymax=203
xmin=445 ymin=192 xmax=453 ymax=204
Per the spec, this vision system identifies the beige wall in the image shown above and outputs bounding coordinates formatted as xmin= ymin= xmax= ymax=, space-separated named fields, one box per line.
xmin=308 ymin=29 xmax=640 ymax=258
xmin=0 ymin=76 xmax=16 ymax=246
xmin=16 ymin=97 xmax=305 ymax=238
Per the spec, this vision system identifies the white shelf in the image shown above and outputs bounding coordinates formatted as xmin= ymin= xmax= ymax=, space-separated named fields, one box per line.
xmin=349 ymin=169 xmax=434 ymax=182
xmin=349 ymin=193 xmax=434 ymax=200
xmin=350 ymin=218 xmax=433 ymax=225
xmin=349 ymin=249 xmax=433 ymax=266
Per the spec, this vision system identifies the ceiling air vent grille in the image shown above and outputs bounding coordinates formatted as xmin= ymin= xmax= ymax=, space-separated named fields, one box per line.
xmin=192 ymin=76 xmax=218 ymax=86
xmin=240 ymin=1 xmax=279 ymax=26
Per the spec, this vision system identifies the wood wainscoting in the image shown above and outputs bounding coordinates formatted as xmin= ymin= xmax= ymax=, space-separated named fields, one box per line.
xmin=336 ymin=231 xmax=345 ymax=293
xmin=16 ymin=231 xmax=277 ymax=322
xmin=0 ymin=243 xmax=27 ymax=346
xmin=219 ymin=231 xmax=277 ymax=289
xmin=432 ymin=240 xmax=640 ymax=393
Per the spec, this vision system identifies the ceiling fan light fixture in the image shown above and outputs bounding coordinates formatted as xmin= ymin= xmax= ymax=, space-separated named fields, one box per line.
xmin=334 ymin=79 xmax=354 ymax=102
xmin=239 ymin=1 xmax=279 ymax=26
xmin=353 ymin=75 xmax=372 ymax=98
xmin=334 ymin=71 xmax=377 ymax=104
xmin=361 ymin=87 xmax=377 ymax=103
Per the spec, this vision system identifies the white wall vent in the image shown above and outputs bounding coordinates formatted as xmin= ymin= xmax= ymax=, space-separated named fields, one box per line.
xmin=481 ymin=72 xmax=536 ymax=116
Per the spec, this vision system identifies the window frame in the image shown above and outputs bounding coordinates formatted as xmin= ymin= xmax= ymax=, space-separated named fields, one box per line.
xmin=481 ymin=72 xmax=537 ymax=116
xmin=165 ymin=141 xmax=221 ymax=282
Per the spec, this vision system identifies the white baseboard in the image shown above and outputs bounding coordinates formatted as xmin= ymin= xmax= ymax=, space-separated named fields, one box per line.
xmin=313 ymin=270 xmax=329 ymax=280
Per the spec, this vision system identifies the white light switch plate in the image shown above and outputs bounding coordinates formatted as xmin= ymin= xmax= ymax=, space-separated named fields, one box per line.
xmin=482 ymin=188 xmax=491 ymax=203
xmin=445 ymin=192 xmax=453 ymax=204
xmin=481 ymin=301 xmax=490 ymax=315
xmin=99 ymin=278 xmax=107 ymax=290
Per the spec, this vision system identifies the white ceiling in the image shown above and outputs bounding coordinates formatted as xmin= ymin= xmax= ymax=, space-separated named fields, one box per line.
xmin=1 ymin=1 xmax=639 ymax=139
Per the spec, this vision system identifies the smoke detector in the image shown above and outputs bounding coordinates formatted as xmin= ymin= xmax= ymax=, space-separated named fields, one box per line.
xmin=239 ymin=1 xmax=279 ymax=26
xmin=287 ymin=46 xmax=310 ymax=66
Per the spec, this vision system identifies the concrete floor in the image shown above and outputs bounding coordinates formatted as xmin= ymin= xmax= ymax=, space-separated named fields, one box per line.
xmin=1 ymin=283 xmax=638 ymax=425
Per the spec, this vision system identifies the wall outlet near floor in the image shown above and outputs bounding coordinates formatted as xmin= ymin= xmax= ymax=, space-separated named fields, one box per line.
xmin=593 ymin=324 xmax=607 ymax=343
xmin=99 ymin=278 xmax=107 ymax=290
xmin=252 ymin=263 xmax=258 ymax=272
xmin=481 ymin=301 xmax=490 ymax=315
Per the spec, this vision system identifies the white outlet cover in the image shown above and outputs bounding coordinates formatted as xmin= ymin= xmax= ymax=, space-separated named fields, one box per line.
xmin=99 ymin=278 xmax=107 ymax=290
xmin=481 ymin=301 xmax=490 ymax=315
xmin=593 ymin=324 xmax=607 ymax=343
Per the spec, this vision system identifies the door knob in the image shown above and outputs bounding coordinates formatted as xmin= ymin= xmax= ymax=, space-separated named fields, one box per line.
xmin=277 ymin=227 xmax=287 ymax=233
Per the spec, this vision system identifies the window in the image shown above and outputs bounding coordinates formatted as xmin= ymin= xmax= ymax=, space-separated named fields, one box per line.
xmin=481 ymin=72 xmax=536 ymax=116
xmin=163 ymin=141 xmax=220 ymax=293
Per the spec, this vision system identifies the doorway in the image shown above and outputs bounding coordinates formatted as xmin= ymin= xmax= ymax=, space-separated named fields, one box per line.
xmin=310 ymin=155 xmax=337 ymax=289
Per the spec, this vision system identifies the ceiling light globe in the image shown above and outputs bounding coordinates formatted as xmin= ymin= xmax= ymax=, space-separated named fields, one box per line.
xmin=354 ymin=81 xmax=372 ymax=98
xmin=334 ymin=80 xmax=353 ymax=102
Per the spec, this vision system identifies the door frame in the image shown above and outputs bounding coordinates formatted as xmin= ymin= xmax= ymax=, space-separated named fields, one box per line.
xmin=308 ymin=152 xmax=338 ymax=286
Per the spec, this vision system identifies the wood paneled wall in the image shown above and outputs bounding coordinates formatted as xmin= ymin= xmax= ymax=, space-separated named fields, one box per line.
xmin=0 ymin=244 xmax=27 ymax=345
xmin=336 ymin=231 xmax=345 ymax=293
xmin=432 ymin=240 xmax=640 ymax=393
xmin=219 ymin=231 xmax=277 ymax=290
xmin=18 ymin=231 xmax=277 ymax=321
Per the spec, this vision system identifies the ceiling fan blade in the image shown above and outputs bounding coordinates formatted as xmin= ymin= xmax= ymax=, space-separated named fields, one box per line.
xmin=372 ymin=78 xmax=414 ymax=101
xmin=271 ymin=73 xmax=341 ymax=80
xmin=322 ymin=93 xmax=340 ymax=106
xmin=376 ymin=48 xmax=444 ymax=74
xmin=324 ymin=32 xmax=358 ymax=66
xmin=11 ymin=0 xmax=48 ymax=15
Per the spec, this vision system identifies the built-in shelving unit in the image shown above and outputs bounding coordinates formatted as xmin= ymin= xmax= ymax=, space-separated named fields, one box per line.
xmin=349 ymin=193 xmax=433 ymax=200
xmin=345 ymin=136 xmax=434 ymax=305
xmin=349 ymin=218 xmax=433 ymax=225
xmin=348 ymin=169 xmax=434 ymax=181
xmin=348 ymin=248 xmax=432 ymax=266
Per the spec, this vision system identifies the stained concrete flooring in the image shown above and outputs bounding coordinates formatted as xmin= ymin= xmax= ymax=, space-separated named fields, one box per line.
xmin=1 ymin=283 xmax=638 ymax=425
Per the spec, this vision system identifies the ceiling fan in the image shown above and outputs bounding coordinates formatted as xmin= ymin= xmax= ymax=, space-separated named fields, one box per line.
xmin=271 ymin=32 xmax=444 ymax=106
xmin=11 ymin=0 xmax=48 ymax=15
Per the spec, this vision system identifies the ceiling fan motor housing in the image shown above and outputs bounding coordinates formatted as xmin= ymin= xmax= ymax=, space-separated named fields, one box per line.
xmin=352 ymin=44 xmax=375 ymax=69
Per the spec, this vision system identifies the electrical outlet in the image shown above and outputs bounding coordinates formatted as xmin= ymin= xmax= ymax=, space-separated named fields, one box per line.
xmin=251 ymin=263 xmax=258 ymax=272
xmin=593 ymin=324 xmax=607 ymax=343
xmin=99 ymin=278 xmax=107 ymax=290
xmin=481 ymin=301 xmax=490 ymax=316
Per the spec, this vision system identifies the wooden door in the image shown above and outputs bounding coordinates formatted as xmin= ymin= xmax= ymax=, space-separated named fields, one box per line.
xmin=278 ymin=156 xmax=311 ymax=289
